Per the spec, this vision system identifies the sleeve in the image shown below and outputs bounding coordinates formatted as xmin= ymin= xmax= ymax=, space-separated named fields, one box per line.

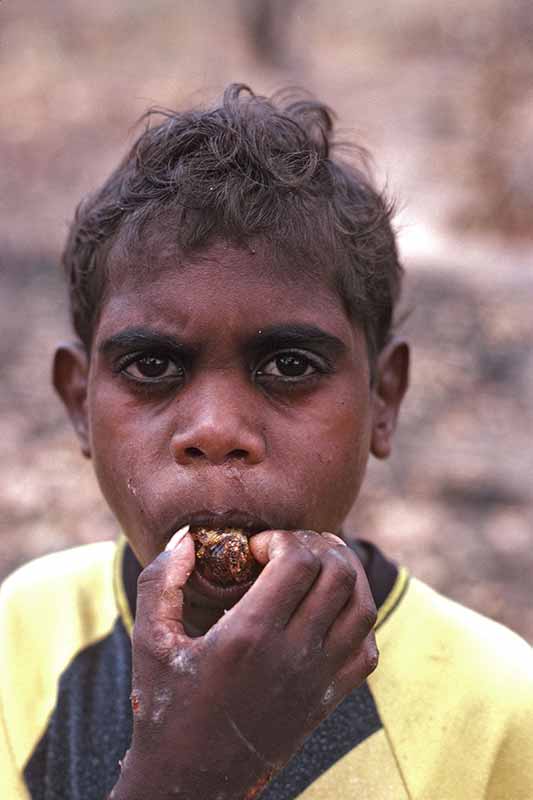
xmin=0 ymin=581 xmax=31 ymax=800
xmin=486 ymin=689 xmax=533 ymax=800
xmin=0 ymin=694 xmax=31 ymax=800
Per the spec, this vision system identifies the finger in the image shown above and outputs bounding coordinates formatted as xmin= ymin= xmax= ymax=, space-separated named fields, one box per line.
xmin=245 ymin=529 xmax=349 ymax=638
xmin=316 ymin=632 xmax=379 ymax=723
xmin=250 ymin=529 xmax=345 ymax=564
xmin=333 ymin=631 xmax=380 ymax=697
xmin=320 ymin=532 xmax=348 ymax=547
xmin=135 ymin=527 xmax=195 ymax=649
xmin=286 ymin=543 xmax=358 ymax=643
xmin=249 ymin=528 xmax=342 ymax=564
xmin=227 ymin=531 xmax=321 ymax=630
xmin=323 ymin=555 xmax=377 ymax=662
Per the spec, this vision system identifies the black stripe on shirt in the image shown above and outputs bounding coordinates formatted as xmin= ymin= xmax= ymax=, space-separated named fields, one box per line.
xmin=24 ymin=619 xmax=132 ymax=800
xmin=260 ymin=682 xmax=382 ymax=800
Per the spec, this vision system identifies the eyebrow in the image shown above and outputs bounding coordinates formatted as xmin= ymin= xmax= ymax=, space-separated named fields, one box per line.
xmin=98 ymin=327 xmax=195 ymax=356
xmin=98 ymin=323 xmax=347 ymax=358
xmin=247 ymin=324 xmax=347 ymax=357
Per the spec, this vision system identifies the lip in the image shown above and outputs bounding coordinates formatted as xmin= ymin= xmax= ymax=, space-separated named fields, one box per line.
xmin=187 ymin=567 xmax=255 ymax=605
xmin=166 ymin=509 xmax=272 ymax=542
xmin=164 ymin=509 xmax=270 ymax=606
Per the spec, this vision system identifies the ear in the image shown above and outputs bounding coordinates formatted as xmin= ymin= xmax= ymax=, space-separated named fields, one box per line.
xmin=370 ymin=339 xmax=409 ymax=460
xmin=53 ymin=342 xmax=91 ymax=459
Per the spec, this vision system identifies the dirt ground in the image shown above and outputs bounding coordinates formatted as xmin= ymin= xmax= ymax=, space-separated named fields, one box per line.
xmin=2 ymin=1 xmax=532 ymax=641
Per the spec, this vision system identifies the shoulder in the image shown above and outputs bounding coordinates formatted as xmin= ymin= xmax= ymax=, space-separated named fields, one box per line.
xmin=371 ymin=575 xmax=533 ymax=798
xmin=375 ymin=575 xmax=533 ymax=702
xmin=0 ymin=541 xmax=120 ymax=665
xmin=0 ymin=541 xmax=118 ymax=622
xmin=1 ymin=540 xmax=117 ymax=590
xmin=0 ymin=542 xmax=122 ymax=774
xmin=404 ymin=577 xmax=532 ymax=684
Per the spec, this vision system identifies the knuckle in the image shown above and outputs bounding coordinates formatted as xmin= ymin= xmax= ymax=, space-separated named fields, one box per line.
xmin=296 ymin=639 xmax=322 ymax=668
xmin=226 ymin=625 xmax=261 ymax=657
xmin=132 ymin=620 xmax=175 ymax=663
xmin=238 ymin=606 xmax=271 ymax=634
xmin=327 ymin=552 xmax=357 ymax=594
xmin=295 ymin=547 xmax=321 ymax=581
xmin=321 ymin=532 xmax=347 ymax=547
xmin=363 ymin=640 xmax=380 ymax=675
xmin=136 ymin=561 xmax=163 ymax=594
xmin=359 ymin=602 xmax=378 ymax=633
xmin=270 ymin=531 xmax=294 ymax=550
xmin=294 ymin=529 xmax=317 ymax=546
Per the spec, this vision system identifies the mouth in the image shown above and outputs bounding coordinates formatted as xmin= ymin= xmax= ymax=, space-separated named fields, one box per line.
xmin=165 ymin=509 xmax=270 ymax=602
xmin=166 ymin=509 xmax=271 ymax=542
xmin=188 ymin=565 xmax=255 ymax=604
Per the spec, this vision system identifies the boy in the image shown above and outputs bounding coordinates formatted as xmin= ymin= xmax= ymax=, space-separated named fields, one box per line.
xmin=1 ymin=84 xmax=532 ymax=800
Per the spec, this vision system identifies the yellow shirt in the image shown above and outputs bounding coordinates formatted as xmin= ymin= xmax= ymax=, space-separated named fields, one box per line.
xmin=1 ymin=540 xmax=532 ymax=799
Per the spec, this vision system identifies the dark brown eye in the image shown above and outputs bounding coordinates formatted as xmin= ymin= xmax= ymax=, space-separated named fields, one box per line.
xmin=275 ymin=354 xmax=311 ymax=377
xmin=259 ymin=352 xmax=316 ymax=379
xmin=136 ymin=355 xmax=170 ymax=377
xmin=123 ymin=354 xmax=182 ymax=381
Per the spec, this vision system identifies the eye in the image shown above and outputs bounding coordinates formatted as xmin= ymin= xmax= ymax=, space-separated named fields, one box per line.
xmin=256 ymin=351 xmax=321 ymax=380
xmin=121 ymin=353 xmax=184 ymax=383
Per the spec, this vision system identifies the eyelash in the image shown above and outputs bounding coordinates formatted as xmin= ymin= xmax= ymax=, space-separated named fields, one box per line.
xmin=254 ymin=350 xmax=330 ymax=384
xmin=115 ymin=351 xmax=185 ymax=385
xmin=114 ymin=349 xmax=332 ymax=390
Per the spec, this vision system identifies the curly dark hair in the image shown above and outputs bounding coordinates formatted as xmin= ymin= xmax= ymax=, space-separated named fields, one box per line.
xmin=62 ymin=83 xmax=403 ymax=365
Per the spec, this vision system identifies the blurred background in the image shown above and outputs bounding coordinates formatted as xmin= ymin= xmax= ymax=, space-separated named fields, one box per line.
xmin=1 ymin=0 xmax=532 ymax=639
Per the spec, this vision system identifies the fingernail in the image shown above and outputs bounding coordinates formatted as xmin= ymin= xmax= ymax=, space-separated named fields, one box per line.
xmin=322 ymin=532 xmax=347 ymax=547
xmin=165 ymin=524 xmax=190 ymax=551
xmin=333 ymin=536 xmax=348 ymax=547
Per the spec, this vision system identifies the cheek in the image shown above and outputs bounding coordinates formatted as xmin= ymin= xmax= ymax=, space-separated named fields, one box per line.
xmin=87 ymin=383 xmax=167 ymax=532
xmin=280 ymin=393 xmax=372 ymax=531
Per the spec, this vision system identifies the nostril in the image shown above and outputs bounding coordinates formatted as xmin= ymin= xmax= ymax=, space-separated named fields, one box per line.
xmin=185 ymin=447 xmax=205 ymax=459
xmin=229 ymin=449 xmax=249 ymax=460
xmin=182 ymin=446 xmax=250 ymax=462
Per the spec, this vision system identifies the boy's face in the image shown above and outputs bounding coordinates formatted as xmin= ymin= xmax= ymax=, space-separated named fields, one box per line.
xmin=56 ymin=236 xmax=407 ymax=610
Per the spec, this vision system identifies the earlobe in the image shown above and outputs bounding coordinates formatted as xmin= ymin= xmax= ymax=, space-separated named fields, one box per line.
xmin=370 ymin=339 xmax=409 ymax=460
xmin=53 ymin=342 xmax=91 ymax=459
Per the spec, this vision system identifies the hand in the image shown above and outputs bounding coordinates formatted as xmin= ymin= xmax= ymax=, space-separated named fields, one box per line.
xmin=110 ymin=528 xmax=378 ymax=800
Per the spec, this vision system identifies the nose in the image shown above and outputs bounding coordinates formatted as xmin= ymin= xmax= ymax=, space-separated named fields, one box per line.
xmin=170 ymin=379 xmax=267 ymax=467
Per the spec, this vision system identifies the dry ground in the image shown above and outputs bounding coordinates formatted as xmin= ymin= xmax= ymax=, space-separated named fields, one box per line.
xmin=2 ymin=0 xmax=532 ymax=640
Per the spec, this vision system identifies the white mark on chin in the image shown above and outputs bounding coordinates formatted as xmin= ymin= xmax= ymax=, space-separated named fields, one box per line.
xmin=127 ymin=478 xmax=137 ymax=497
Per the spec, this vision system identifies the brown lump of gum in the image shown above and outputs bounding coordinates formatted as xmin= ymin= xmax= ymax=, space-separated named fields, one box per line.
xmin=190 ymin=527 xmax=260 ymax=586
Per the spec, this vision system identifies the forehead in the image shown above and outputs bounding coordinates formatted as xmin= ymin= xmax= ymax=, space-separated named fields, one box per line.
xmin=98 ymin=235 xmax=358 ymax=344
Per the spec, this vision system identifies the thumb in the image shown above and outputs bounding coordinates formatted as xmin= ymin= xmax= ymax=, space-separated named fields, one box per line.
xmin=135 ymin=527 xmax=195 ymax=642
